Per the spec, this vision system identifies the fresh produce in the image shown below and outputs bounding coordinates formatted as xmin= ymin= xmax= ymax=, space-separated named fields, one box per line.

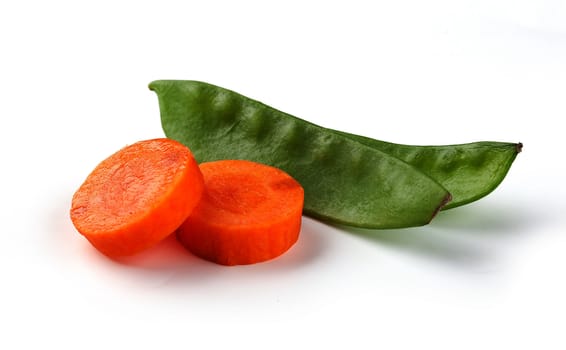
xmin=149 ymin=80 xmax=452 ymax=229
xmin=69 ymin=80 xmax=522 ymax=265
xmin=176 ymin=160 xmax=304 ymax=266
xmin=333 ymin=130 xmax=522 ymax=209
xmin=70 ymin=138 xmax=204 ymax=257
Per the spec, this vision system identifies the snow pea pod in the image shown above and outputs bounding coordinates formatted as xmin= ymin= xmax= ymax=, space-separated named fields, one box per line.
xmin=334 ymin=131 xmax=521 ymax=209
xmin=149 ymin=80 xmax=451 ymax=229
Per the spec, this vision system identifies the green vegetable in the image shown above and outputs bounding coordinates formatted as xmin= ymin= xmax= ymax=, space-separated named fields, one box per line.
xmin=333 ymin=130 xmax=522 ymax=209
xmin=149 ymin=80 xmax=451 ymax=229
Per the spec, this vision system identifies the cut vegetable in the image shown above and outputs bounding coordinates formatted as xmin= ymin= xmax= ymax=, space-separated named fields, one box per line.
xmin=70 ymin=138 xmax=204 ymax=258
xmin=176 ymin=160 xmax=304 ymax=266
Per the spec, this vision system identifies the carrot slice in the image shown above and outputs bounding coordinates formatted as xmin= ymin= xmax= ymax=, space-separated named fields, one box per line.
xmin=70 ymin=138 xmax=204 ymax=258
xmin=176 ymin=160 xmax=304 ymax=266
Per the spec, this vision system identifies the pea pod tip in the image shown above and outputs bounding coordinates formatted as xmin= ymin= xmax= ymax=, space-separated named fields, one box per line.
xmin=148 ymin=80 xmax=170 ymax=93
xmin=430 ymin=192 xmax=453 ymax=223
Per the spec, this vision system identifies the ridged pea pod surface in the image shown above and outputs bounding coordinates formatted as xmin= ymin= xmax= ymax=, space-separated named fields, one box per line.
xmin=149 ymin=80 xmax=451 ymax=229
xmin=334 ymin=131 xmax=522 ymax=209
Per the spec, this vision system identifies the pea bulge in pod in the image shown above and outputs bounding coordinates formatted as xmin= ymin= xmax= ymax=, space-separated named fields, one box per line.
xmin=149 ymin=80 xmax=451 ymax=229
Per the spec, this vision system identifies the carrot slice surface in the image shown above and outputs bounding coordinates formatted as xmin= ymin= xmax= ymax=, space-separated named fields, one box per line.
xmin=70 ymin=138 xmax=204 ymax=257
xmin=177 ymin=160 xmax=304 ymax=266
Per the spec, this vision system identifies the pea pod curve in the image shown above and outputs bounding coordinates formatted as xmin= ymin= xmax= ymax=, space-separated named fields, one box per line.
xmin=149 ymin=80 xmax=451 ymax=229
xmin=333 ymin=130 xmax=522 ymax=209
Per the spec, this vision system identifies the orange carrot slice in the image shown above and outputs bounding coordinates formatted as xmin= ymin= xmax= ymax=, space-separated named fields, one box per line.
xmin=176 ymin=160 xmax=304 ymax=266
xmin=70 ymin=138 xmax=204 ymax=258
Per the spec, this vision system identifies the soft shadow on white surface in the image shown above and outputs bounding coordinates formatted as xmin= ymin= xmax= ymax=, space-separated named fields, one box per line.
xmin=51 ymin=187 xmax=538 ymax=279
xmin=113 ymin=217 xmax=325 ymax=272
xmin=433 ymin=201 xmax=540 ymax=234
xmin=49 ymin=191 xmax=327 ymax=288
xmin=337 ymin=200 xmax=539 ymax=269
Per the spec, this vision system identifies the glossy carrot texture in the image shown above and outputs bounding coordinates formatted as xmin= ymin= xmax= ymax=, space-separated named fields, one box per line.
xmin=70 ymin=138 xmax=204 ymax=258
xmin=177 ymin=160 xmax=304 ymax=266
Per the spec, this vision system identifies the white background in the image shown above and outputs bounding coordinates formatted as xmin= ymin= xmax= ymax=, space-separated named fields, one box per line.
xmin=2 ymin=1 xmax=565 ymax=349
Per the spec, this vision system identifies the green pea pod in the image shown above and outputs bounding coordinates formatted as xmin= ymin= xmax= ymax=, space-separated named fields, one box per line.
xmin=334 ymin=131 xmax=522 ymax=209
xmin=149 ymin=80 xmax=451 ymax=229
